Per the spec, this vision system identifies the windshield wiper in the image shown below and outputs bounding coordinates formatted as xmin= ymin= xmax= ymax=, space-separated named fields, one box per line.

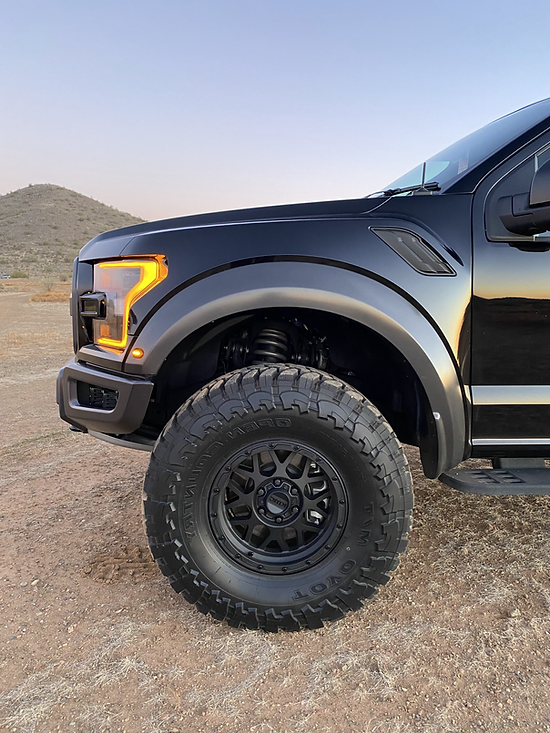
xmin=382 ymin=181 xmax=441 ymax=197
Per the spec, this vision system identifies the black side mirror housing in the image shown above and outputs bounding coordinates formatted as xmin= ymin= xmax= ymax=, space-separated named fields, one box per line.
xmin=498 ymin=158 xmax=550 ymax=236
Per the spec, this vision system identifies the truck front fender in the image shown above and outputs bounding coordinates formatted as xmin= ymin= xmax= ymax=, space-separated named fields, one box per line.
xmin=125 ymin=261 xmax=467 ymax=477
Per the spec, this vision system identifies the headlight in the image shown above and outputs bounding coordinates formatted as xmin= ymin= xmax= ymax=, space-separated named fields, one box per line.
xmin=91 ymin=256 xmax=168 ymax=351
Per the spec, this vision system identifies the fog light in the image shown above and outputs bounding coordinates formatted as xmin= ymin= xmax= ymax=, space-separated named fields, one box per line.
xmin=131 ymin=348 xmax=144 ymax=359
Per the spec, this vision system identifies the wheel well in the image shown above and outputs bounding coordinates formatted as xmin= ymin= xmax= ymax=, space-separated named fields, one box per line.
xmin=141 ymin=308 xmax=432 ymax=452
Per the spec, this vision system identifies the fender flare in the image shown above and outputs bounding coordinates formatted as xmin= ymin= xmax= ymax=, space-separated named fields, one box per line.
xmin=126 ymin=261 xmax=466 ymax=477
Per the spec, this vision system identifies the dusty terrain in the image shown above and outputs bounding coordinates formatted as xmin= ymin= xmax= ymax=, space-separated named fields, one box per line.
xmin=1 ymin=285 xmax=550 ymax=733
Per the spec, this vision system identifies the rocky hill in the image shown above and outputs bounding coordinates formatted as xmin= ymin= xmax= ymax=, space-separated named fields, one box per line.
xmin=0 ymin=184 xmax=145 ymax=278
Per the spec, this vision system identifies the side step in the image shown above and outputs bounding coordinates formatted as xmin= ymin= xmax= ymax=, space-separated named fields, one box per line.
xmin=440 ymin=463 xmax=550 ymax=495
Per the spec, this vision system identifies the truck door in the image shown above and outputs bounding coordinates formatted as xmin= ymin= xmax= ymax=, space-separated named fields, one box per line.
xmin=471 ymin=138 xmax=550 ymax=455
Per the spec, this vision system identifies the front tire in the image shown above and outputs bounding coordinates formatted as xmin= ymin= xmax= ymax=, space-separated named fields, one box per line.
xmin=143 ymin=365 xmax=413 ymax=631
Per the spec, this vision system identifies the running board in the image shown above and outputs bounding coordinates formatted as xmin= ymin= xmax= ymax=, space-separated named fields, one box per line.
xmin=439 ymin=467 xmax=550 ymax=495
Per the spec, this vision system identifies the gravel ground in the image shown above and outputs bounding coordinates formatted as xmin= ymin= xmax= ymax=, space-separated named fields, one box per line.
xmin=1 ymin=290 xmax=550 ymax=733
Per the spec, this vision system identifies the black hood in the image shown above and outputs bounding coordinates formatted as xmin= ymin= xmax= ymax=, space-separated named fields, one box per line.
xmin=90 ymin=196 xmax=385 ymax=243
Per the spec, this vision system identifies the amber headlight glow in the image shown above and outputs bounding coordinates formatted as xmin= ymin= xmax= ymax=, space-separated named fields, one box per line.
xmin=92 ymin=256 xmax=167 ymax=351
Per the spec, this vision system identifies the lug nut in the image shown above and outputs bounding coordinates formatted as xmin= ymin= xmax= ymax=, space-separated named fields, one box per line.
xmin=274 ymin=479 xmax=282 ymax=487
xmin=257 ymin=488 xmax=265 ymax=496
xmin=290 ymin=488 xmax=298 ymax=495
xmin=275 ymin=517 xmax=283 ymax=523
xmin=259 ymin=507 xmax=265 ymax=515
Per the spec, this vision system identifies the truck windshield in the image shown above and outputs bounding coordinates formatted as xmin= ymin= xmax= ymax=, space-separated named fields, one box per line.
xmin=380 ymin=98 xmax=550 ymax=195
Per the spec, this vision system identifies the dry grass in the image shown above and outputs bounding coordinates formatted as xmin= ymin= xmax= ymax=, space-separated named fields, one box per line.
xmin=30 ymin=289 xmax=70 ymax=303
xmin=0 ymin=277 xmax=39 ymax=293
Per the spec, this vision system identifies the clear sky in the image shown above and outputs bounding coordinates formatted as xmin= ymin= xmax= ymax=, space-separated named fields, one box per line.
xmin=2 ymin=0 xmax=550 ymax=221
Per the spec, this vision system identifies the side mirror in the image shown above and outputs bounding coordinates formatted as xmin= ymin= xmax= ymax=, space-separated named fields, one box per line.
xmin=498 ymin=158 xmax=550 ymax=236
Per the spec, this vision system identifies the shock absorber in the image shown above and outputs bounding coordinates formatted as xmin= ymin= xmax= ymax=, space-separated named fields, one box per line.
xmin=250 ymin=328 xmax=291 ymax=364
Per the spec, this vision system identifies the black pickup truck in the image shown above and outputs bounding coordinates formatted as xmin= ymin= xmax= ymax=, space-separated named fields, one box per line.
xmin=58 ymin=99 xmax=550 ymax=631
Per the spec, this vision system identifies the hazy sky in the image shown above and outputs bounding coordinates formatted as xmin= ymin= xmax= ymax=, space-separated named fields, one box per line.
xmin=2 ymin=1 xmax=550 ymax=221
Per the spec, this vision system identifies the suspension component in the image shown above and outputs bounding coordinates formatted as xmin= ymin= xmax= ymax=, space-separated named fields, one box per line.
xmin=222 ymin=318 xmax=329 ymax=371
xmin=250 ymin=328 xmax=291 ymax=364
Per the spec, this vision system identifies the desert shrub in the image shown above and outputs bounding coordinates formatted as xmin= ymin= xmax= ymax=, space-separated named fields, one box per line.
xmin=11 ymin=270 xmax=29 ymax=278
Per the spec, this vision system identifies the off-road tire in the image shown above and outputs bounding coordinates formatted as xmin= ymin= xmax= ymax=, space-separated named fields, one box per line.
xmin=143 ymin=365 xmax=413 ymax=631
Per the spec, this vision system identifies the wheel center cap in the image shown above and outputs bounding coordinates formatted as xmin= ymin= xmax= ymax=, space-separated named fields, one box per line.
xmin=256 ymin=479 xmax=301 ymax=524
xmin=266 ymin=489 xmax=291 ymax=515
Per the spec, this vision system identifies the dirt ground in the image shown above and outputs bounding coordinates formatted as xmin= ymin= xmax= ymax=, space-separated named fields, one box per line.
xmin=1 ymin=287 xmax=550 ymax=733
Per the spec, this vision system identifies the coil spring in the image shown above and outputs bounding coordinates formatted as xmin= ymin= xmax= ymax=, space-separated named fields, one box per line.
xmin=250 ymin=328 xmax=291 ymax=364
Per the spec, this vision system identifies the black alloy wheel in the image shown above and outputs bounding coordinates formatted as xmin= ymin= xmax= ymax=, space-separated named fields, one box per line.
xmin=144 ymin=365 xmax=413 ymax=631
xmin=209 ymin=440 xmax=348 ymax=575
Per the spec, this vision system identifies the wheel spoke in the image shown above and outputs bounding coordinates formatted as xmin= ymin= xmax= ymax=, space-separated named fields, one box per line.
xmin=227 ymin=513 xmax=256 ymax=541
xmin=292 ymin=473 xmax=311 ymax=492
xmin=255 ymin=525 xmax=292 ymax=552
xmin=233 ymin=452 xmax=271 ymax=488
xmin=272 ymin=450 xmax=306 ymax=478
xmin=293 ymin=475 xmax=331 ymax=500
xmin=302 ymin=494 xmax=330 ymax=518
xmin=294 ymin=510 xmax=324 ymax=531
xmin=231 ymin=468 xmax=256 ymax=490
xmin=292 ymin=516 xmax=323 ymax=546
xmin=224 ymin=478 xmax=254 ymax=508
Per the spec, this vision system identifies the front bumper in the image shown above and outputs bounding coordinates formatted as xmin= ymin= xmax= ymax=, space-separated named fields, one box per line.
xmin=57 ymin=358 xmax=154 ymax=435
